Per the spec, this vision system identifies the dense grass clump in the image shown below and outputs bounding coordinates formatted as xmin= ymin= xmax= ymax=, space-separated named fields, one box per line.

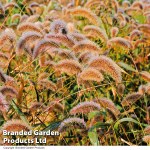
xmin=0 ymin=0 xmax=149 ymax=146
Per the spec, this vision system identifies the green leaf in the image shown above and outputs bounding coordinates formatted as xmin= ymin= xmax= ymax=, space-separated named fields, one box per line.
xmin=88 ymin=111 xmax=100 ymax=120
xmin=42 ymin=121 xmax=61 ymax=132
xmin=118 ymin=62 xmax=137 ymax=72
xmin=0 ymin=114 xmax=4 ymax=126
xmin=114 ymin=117 xmax=148 ymax=131
xmin=88 ymin=122 xmax=110 ymax=146
xmin=88 ymin=128 xmax=99 ymax=146
xmin=11 ymin=100 xmax=29 ymax=125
